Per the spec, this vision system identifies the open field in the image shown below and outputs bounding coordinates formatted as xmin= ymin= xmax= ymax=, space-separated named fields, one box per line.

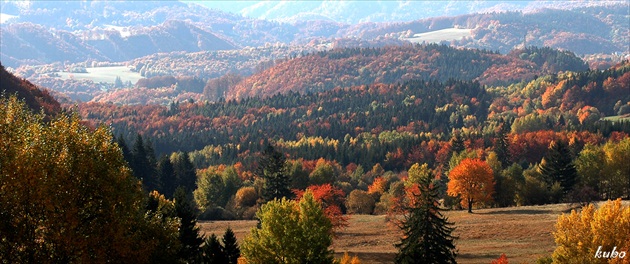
xmin=55 ymin=66 xmax=143 ymax=84
xmin=602 ymin=114 xmax=630 ymax=122
xmin=200 ymin=203 xmax=580 ymax=264
xmin=404 ymin=28 xmax=472 ymax=44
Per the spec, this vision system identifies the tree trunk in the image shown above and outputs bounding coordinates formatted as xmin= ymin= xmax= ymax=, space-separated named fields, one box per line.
xmin=468 ymin=199 xmax=473 ymax=213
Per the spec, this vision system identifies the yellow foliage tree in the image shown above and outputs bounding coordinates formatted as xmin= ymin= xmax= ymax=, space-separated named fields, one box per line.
xmin=553 ymin=199 xmax=630 ymax=264
xmin=0 ymin=97 xmax=175 ymax=263
xmin=338 ymin=252 xmax=362 ymax=264
xmin=447 ymin=158 xmax=494 ymax=213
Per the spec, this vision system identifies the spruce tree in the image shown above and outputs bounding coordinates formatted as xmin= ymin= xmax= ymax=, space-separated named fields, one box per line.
xmin=202 ymin=234 xmax=226 ymax=264
xmin=174 ymin=187 xmax=204 ymax=263
xmin=395 ymin=173 xmax=457 ymax=264
xmin=116 ymin=134 xmax=132 ymax=166
xmin=256 ymin=144 xmax=293 ymax=202
xmin=539 ymin=140 xmax=577 ymax=195
xmin=494 ymin=118 xmax=511 ymax=168
xmin=174 ymin=152 xmax=197 ymax=194
xmin=157 ymin=155 xmax=177 ymax=199
xmin=222 ymin=227 xmax=240 ymax=264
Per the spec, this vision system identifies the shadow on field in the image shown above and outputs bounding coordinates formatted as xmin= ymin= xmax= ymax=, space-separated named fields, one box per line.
xmin=458 ymin=252 xmax=499 ymax=259
xmin=350 ymin=252 xmax=396 ymax=263
xmin=478 ymin=209 xmax=554 ymax=215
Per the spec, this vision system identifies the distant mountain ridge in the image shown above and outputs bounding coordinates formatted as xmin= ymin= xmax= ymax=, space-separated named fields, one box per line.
xmin=193 ymin=0 xmax=624 ymax=24
xmin=1 ymin=1 xmax=627 ymax=70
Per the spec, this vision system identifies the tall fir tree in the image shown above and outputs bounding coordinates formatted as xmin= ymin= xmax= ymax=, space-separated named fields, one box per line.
xmin=539 ymin=140 xmax=578 ymax=196
xmin=395 ymin=172 xmax=457 ymax=264
xmin=131 ymin=133 xmax=158 ymax=191
xmin=157 ymin=155 xmax=177 ymax=199
xmin=256 ymin=144 xmax=293 ymax=202
xmin=174 ymin=152 xmax=197 ymax=194
xmin=450 ymin=132 xmax=465 ymax=155
xmin=174 ymin=187 xmax=204 ymax=263
xmin=202 ymin=234 xmax=227 ymax=264
xmin=116 ymin=134 xmax=132 ymax=166
xmin=222 ymin=227 xmax=240 ymax=264
xmin=494 ymin=118 xmax=511 ymax=168
xmin=143 ymin=137 xmax=159 ymax=191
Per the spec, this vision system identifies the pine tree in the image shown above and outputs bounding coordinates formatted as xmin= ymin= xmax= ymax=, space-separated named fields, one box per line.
xmin=116 ymin=134 xmax=132 ymax=166
xmin=450 ymin=133 xmax=465 ymax=154
xmin=494 ymin=118 xmax=511 ymax=168
xmin=174 ymin=187 xmax=204 ymax=263
xmin=256 ymin=144 xmax=293 ymax=202
xmin=157 ymin=155 xmax=177 ymax=199
xmin=174 ymin=152 xmax=197 ymax=194
xmin=222 ymin=227 xmax=240 ymax=264
xmin=202 ymin=234 xmax=227 ymax=264
xmin=539 ymin=140 xmax=577 ymax=196
xmin=395 ymin=172 xmax=457 ymax=264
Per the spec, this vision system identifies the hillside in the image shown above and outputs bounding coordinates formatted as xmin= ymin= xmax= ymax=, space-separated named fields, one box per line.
xmin=77 ymin=62 xmax=629 ymax=169
xmin=227 ymin=45 xmax=587 ymax=99
xmin=0 ymin=63 xmax=60 ymax=116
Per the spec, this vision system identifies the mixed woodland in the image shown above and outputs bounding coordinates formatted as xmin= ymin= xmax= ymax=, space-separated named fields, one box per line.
xmin=1 ymin=38 xmax=629 ymax=262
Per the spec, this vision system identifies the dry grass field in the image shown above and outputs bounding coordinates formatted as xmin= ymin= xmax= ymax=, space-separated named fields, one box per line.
xmin=200 ymin=203 xmax=578 ymax=264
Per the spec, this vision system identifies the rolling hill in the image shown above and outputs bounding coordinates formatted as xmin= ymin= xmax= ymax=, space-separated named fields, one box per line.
xmin=0 ymin=63 xmax=60 ymax=116
xmin=226 ymin=45 xmax=588 ymax=99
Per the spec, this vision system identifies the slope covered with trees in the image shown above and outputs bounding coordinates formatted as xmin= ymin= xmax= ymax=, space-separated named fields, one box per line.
xmin=227 ymin=44 xmax=587 ymax=99
xmin=0 ymin=63 xmax=60 ymax=116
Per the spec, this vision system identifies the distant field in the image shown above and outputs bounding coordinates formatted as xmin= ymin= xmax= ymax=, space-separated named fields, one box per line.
xmin=404 ymin=28 xmax=472 ymax=44
xmin=0 ymin=13 xmax=17 ymax=23
xmin=602 ymin=114 xmax=630 ymax=122
xmin=55 ymin=66 xmax=143 ymax=84
xmin=200 ymin=203 xmax=579 ymax=264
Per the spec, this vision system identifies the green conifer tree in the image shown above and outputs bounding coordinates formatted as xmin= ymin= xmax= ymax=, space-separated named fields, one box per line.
xmin=395 ymin=172 xmax=457 ymax=264
xmin=174 ymin=187 xmax=204 ymax=263
xmin=539 ymin=140 xmax=577 ymax=196
xmin=202 ymin=233 xmax=226 ymax=264
xmin=222 ymin=227 xmax=240 ymax=264
xmin=257 ymin=144 xmax=293 ymax=202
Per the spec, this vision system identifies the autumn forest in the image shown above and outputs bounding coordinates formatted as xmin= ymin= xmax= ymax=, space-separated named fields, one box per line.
xmin=1 ymin=1 xmax=630 ymax=263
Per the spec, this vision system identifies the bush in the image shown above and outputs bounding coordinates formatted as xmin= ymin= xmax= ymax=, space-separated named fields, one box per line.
xmin=346 ymin=190 xmax=375 ymax=214
xmin=235 ymin=187 xmax=258 ymax=208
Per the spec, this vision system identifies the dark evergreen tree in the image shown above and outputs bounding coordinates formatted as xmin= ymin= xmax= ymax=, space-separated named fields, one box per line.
xmin=539 ymin=140 xmax=578 ymax=196
xmin=143 ymin=137 xmax=159 ymax=192
xmin=450 ymin=133 xmax=465 ymax=154
xmin=131 ymin=134 xmax=155 ymax=190
xmin=222 ymin=227 xmax=240 ymax=264
xmin=395 ymin=173 xmax=457 ymax=264
xmin=174 ymin=187 xmax=204 ymax=263
xmin=116 ymin=134 xmax=132 ymax=166
xmin=157 ymin=155 xmax=177 ymax=199
xmin=256 ymin=144 xmax=293 ymax=202
xmin=494 ymin=118 xmax=511 ymax=168
xmin=202 ymin=234 xmax=227 ymax=264
xmin=174 ymin=152 xmax=197 ymax=194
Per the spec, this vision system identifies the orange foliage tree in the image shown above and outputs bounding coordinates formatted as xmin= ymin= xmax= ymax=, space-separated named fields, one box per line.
xmin=491 ymin=254 xmax=509 ymax=264
xmin=368 ymin=177 xmax=388 ymax=195
xmin=447 ymin=158 xmax=494 ymax=213
xmin=295 ymin=184 xmax=348 ymax=229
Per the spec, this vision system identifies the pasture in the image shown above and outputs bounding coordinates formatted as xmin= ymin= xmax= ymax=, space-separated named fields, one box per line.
xmin=55 ymin=66 xmax=143 ymax=84
xmin=200 ymin=203 xmax=577 ymax=264
xmin=404 ymin=28 xmax=472 ymax=44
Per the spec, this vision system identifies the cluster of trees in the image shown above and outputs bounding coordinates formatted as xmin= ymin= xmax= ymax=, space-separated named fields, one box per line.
xmin=0 ymin=96 xmax=242 ymax=263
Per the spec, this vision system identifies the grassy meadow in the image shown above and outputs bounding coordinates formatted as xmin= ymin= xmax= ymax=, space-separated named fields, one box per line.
xmin=55 ymin=66 xmax=143 ymax=84
xmin=200 ymin=203 xmax=579 ymax=264
xmin=404 ymin=28 xmax=472 ymax=44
